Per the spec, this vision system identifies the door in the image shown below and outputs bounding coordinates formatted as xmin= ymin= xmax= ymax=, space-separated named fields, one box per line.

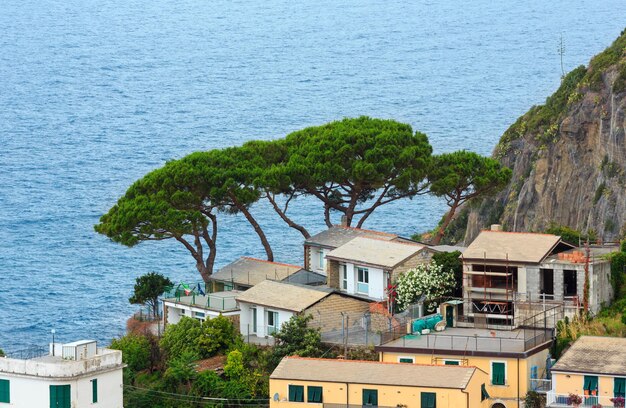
xmin=50 ymin=385 xmax=71 ymax=408
xmin=446 ymin=305 xmax=454 ymax=327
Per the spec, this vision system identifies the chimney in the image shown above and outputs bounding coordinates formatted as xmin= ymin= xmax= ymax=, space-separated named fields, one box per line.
xmin=340 ymin=215 xmax=348 ymax=227
xmin=490 ymin=224 xmax=502 ymax=232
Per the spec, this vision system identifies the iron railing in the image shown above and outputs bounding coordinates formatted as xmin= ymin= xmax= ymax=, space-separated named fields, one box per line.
xmin=546 ymin=391 xmax=623 ymax=407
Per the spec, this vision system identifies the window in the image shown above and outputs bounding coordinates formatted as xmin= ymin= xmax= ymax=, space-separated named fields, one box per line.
xmin=0 ymin=379 xmax=9 ymax=403
xmin=399 ymin=357 xmax=414 ymax=363
xmin=362 ymin=389 xmax=378 ymax=406
xmin=50 ymin=385 xmax=71 ymax=408
xmin=91 ymin=379 xmax=98 ymax=403
xmin=267 ymin=311 xmax=279 ymax=335
xmin=288 ymin=385 xmax=304 ymax=402
xmin=491 ymin=362 xmax=505 ymax=385
xmin=318 ymin=251 xmax=325 ymax=270
xmin=341 ymin=265 xmax=348 ymax=290
xmin=615 ymin=378 xmax=625 ymax=398
xmin=444 ymin=360 xmax=460 ymax=365
xmin=307 ymin=386 xmax=323 ymax=403
xmin=584 ymin=375 xmax=599 ymax=396
xmin=195 ymin=312 xmax=205 ymax=318
xmin=357 ymin=267 xmax=369 ymax=294
xmin=421 ymin=392 xmax=436 ymax=408
xmin=481 ymin=384 xmax=490 ymax=401
xmin=251 ymin=308 xmax=257 ymax=333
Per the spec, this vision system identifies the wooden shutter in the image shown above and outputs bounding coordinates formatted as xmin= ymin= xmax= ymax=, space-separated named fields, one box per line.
xmin=492 ymin=362 xmax=505 ymax=385
xmin=615 ymin=378 xmax=626 ymax=397
xmin=421 ymin=392 xmax=436 ymax=408
xmin=92 ymin=379 xmax=98 ymax=403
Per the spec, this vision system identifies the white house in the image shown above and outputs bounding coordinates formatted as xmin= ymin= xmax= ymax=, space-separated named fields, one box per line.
xmin=0 ymin=340 xmax=124 ymax=408
xmin=236 ymin=280 xmax=333 ymax=341
xmin=303 ymin=225 xmax=417 ymax=274
xmin=325 ymin=237 xmax=436 ymax=301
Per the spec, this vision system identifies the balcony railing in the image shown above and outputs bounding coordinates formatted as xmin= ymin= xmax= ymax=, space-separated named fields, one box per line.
xmin=530 ymin=378 xmax=552 ymax=393
xmin=547 ymin=391 xmax=624 ymax=407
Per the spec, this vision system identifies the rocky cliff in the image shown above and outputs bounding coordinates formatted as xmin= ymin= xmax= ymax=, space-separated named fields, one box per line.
xmin=463 ymin=30 xmax=626 ymax=244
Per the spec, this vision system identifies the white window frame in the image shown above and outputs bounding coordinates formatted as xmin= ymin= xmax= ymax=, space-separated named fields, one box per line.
xmin=357 ymin=267 xmax=369 ymax=294
xmin=267 ymin=310 xmax=279 ymax=335
xmin=443 ymin=359 xmax=462 ymax=365
xmin=397 ymin=356 xmax=415 ymax=363
xmin=318 ymin=250 xmax=325 ymax=271
xmin=341 ymin=264 xmax=348 ymax=290
xmin=490 ymin=360 xmax=508 ymax=386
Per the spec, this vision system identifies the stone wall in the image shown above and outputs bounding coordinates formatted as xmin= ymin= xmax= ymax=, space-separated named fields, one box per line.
xmin=390 ymin=248 xmax=434 ymax=281
xmin=305 ymin=293 xmax=370 ymax=332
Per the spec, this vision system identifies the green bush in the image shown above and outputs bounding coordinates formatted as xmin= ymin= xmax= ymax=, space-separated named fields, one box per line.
xmin=160 ymin=317 xmax=203 ymax=361
xmin=270 ymin=314 xmax=323 ymax=369
xmin=110 ymin=334 xmax=151 ymax=373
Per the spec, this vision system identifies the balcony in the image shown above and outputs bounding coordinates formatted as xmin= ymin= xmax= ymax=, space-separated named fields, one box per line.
xmin=547 ymin=391 xmax=623 ymax=407
xmin=163 ymin=291 xmax=240 ymax=311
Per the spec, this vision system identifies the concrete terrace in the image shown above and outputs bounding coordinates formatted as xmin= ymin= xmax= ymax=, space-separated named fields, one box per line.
xmin=378 ymin=327 xmax=551 ymax=355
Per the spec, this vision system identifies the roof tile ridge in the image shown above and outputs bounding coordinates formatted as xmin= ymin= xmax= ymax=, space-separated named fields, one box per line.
xmin=334 ymin=225 xmax=398 ymax=238
xmin=284 ymin=356 xmax=474 ymax=368
xmin=480 ymin=230 xmax=559 ymax=237
xmin=241 ymin=257 xmax=303 ymax=269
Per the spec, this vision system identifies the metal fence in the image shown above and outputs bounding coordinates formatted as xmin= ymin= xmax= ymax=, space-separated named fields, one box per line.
xmin=5 ymin=346 xmax=48 ymax=360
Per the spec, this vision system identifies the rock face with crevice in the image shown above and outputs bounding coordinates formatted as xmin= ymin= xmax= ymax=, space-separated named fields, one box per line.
xmin=463 ymin=30 xmax=626 ymax=244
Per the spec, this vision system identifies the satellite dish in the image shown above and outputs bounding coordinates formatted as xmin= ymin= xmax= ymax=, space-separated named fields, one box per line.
xmin=273 ymin=393 xmax=280 ymax=401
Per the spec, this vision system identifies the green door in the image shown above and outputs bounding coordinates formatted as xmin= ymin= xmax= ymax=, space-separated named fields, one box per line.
xmin=446 ymin=305 xmax=454 ymax=327
xmin=50 ymin=385 xmax=71 ymax=408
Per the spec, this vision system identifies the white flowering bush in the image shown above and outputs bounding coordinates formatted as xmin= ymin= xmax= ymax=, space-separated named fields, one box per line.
xmin=395 ymin=261 xmax=455 ymax=312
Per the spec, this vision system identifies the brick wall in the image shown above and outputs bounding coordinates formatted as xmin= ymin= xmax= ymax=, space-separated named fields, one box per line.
xmin=305 ymin=293 xmax=370 ymax=332
xmin=391 ymin=248 xmax=434 ymax=281
xmin=327 ymin=259 xmax=340 ymax=289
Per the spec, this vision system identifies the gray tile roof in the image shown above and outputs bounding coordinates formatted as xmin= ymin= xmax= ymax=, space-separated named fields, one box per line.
xmin=326 ymin=236 xmax=425 ymax=269
xmin=305 ymin=226 xmax=398 ymax=249
xmin=551 ymin=336 xmax=626 ymax=376
xmin=210 ymin=257 xmax=303 ymax=287
xmin=271 ymin=357 xmax=478 ymax=389
xmin=235 ymin=280 xmax=332 ymax=312
xmin=463 ymin=231 xmax=563 ymax=263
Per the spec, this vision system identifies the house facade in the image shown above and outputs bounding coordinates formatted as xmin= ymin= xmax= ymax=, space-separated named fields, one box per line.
xmin=236 ymin=280 xmax=373 ymax=342
xmin=462 ymin=229 xmax=615 ymax=324
xmin=375 ymin=313 xmax=554 ymax=408
xmin=303 ymin=226 xmax=405 ymax=274
xmin=325 ymin=237 xmax=435 ymax=301
xmin=547 ymin=336 xmax=626 ymax=407
xmin=0 ymin=340 xmax=124 ymax=408
xmin=270 ymin=357 xmax=489 ymax=408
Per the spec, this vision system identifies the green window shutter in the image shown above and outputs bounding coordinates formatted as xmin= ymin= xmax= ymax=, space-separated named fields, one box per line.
xmin=481 ymin=384 xmax=490 ymax=401
xmin=615 ymin=378 xmax=626 ymax=397
xmin=444 ymin=360 xmax=459 ymax=365
xmin=92 ymin=379 xmax=98 ymax=403
xmin=399 ymin=358 xmax=413 ymax=363
xmin=0 ymin=379 xmax=9 ymax=403
xmin=421 ymin=392 xmax=436 ymax=408
xmin=289 ymin=385 xmax=304 ymax=402
xmin=307 ymin=386 xmax=323 ymax=403
xmin=492 ymin=362 xmax=505 ymax=385
xmin=363 ymin=389 xmax=378 ymax=406
xmin=584 ymin=375 xmax=598 ymax=392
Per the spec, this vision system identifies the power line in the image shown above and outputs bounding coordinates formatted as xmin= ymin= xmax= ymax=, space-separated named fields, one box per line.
xmin=124 ymin=384 xmax=270 ymax=405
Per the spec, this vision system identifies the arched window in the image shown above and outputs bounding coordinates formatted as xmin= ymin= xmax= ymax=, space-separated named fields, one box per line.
xmin=491 ymin=403 xmax=506 ymax=408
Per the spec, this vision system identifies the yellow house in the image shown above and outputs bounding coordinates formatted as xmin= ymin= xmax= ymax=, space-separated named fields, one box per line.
xmin=375 ymin=325 xmax=553 ymax=408
xmin=270 ymin=357 xmax=490 ymax=408
xmin=546 ymin=336 xmax=626 ymax=407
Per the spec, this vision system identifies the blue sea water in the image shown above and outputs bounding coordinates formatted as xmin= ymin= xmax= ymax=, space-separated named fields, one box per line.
xmin=0 ymin=0 xmax=624 ymax=350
